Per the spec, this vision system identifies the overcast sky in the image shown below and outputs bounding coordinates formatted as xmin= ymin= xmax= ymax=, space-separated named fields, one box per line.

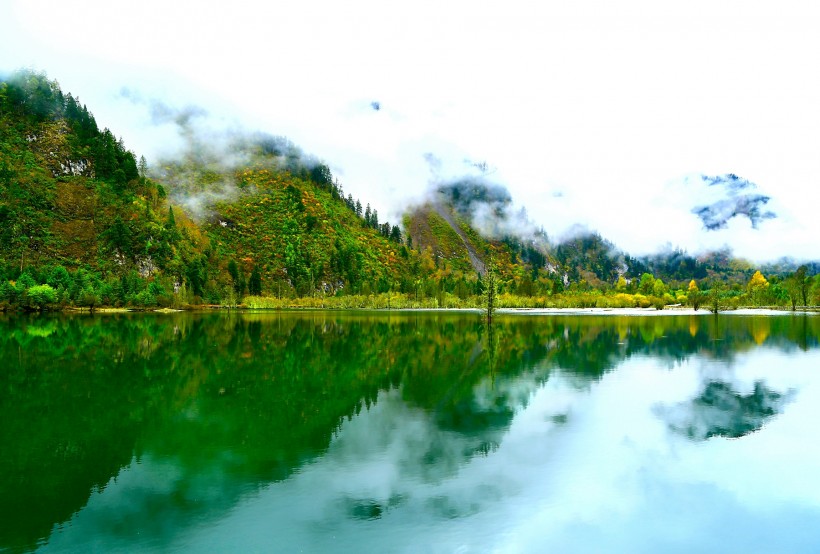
xmin=2 ymin=0 xmax=819 ymax=261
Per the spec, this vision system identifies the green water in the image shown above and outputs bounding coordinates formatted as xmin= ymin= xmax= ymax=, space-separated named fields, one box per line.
xmin=2 ymin=311 xmax=820 ymax=553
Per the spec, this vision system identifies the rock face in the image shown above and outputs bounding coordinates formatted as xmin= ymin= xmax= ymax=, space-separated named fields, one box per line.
xmin=58 ymin=158 xmax=92 ymax=177
xmin=433 ymin=202 xmax=486 ymax=275
xmin=690 ymin=173 xmax=777 ymax=231
xmin=25 ymin=120 xmax=93 ymax=178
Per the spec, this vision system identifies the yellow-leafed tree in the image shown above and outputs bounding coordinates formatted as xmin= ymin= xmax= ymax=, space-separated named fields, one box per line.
xmin=747 ymin=270 xmax=769 ymax=306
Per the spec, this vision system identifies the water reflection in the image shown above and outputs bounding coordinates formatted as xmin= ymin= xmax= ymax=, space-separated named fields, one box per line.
xmin=658 ymin=380 xmax=794 ymax=440
xmin=0 ymin=312 xmax=819 ymax=552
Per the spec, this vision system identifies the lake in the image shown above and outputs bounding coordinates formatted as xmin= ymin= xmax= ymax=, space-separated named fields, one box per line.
xmin=2 ymin=311 xmax=820 ymax=553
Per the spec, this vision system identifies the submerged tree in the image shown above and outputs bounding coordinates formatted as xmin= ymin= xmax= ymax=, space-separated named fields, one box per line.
xmin=485 ymin=256 xmax=498 ymax=323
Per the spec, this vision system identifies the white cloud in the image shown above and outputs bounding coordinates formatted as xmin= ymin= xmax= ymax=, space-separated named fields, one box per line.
xmin=2 ymin=0 xmax=819 ymax=260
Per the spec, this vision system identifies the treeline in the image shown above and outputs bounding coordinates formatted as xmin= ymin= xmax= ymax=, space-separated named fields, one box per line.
xmin=0 ymin=265 xmax=175 ymax=311
xmin=4 ymin=250 xmax=817 ymax=312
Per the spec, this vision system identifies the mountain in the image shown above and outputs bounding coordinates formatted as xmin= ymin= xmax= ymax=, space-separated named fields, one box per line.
xmin=1 ymin=70 xmax=817 ymax=311
xmin=0 ymin=70 xmax=415 ymax=307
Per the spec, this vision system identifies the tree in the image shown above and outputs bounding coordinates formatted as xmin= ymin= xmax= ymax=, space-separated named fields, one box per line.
xmin=390 ymin=225 xmax=402 ymax=243
xmin=26 ymin=284 xmax=57 ymax=311
xmin=185 ymin=258 xmax=207 ymax=298
xmin=104 ymin=216 xmax=132 ymax=257
xmin=485 ymin=258 xmax=498 ymax=323
xmin=784 ymin=272 xmax=802 ymax=311
xmin=812 ymin=275 xmax=820 ymax=306
xmin=796 ymin=265 xmax=810 ymax=307
xmin=78 ymin=286 xmax=100 ymax=311
xmin=248 ymin=265 xmax=262 ymax=296
xmin=309 ymin=163 xmax=333 ymax=188
xmin=652 ymin=278 xmax=667 ymax=298
xmin=0 ymin=280 xmax=17 ymax=306
xmin=166 ymin=206 xmax=176 ymax=229
xmin=747 ymin=270 xmax=769 ymax=306
xmin=687 ymin=279 xmax=702 ymax=311
xmin=47 ymin=265 xmax=72 ymax=291
xmin=639 ymin=273 xmax=655 ymax=295
xmin=707 ymin=282 xmax=724 ymax=314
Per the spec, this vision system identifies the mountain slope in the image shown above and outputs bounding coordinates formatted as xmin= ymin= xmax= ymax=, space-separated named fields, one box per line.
xmin=0 ymin=70 xmax=211 ymax=306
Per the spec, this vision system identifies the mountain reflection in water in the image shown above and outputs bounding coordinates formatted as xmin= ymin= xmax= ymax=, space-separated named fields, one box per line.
xmin=1 ymin=312 xmax=819 ymax=553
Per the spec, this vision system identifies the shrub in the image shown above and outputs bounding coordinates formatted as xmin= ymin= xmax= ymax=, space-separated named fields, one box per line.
xmin=26 ymin=284 xmax=58 ymax=310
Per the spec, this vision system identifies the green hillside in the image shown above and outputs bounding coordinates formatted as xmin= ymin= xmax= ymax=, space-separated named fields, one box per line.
xmin=0 ymin=70 xmax=210 ymax=309
xmin=206 ymin=167 xmax=411 ymax=297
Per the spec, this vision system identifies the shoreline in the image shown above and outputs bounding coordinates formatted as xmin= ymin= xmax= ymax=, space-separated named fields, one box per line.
xmin=4 ymin=306 xmax=817 ymax=317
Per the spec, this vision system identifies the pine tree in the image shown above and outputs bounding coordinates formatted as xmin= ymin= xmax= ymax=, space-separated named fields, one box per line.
xmin=390 ymin=225 xmax=402 ymax=243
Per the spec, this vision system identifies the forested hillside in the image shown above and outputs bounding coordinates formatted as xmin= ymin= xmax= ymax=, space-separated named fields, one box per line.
xmin=0 ymin=71 xmax=211 ymax=308
xmin=1 ymin=70 xmax=818 ymax=312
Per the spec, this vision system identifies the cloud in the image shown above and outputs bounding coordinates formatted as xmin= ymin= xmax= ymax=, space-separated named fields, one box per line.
xmin=120 ymin=88 xmax=207 ymax=127
xmin=435 ymin=177 xmax=547 ymax=242
xmin=118 ymin=91 xmax=329 ymax=220
xmin=6 ymin=0 xmax=820 ymax=261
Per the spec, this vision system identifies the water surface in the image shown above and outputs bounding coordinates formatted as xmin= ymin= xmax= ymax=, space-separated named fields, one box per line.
xmin=2 ymin=312 xmax=819 ymax=553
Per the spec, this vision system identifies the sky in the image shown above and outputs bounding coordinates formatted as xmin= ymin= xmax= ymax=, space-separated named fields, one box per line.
xmin=2 ymin=0 xmax=819 ymax=261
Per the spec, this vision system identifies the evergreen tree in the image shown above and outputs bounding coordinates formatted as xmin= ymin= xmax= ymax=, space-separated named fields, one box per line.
xmin=249 ymin=265 xmax=262 ymax=295
xmin=390 ymin=225 xmax=402 ymax=243
xmin=309 ymin=163 xmax=333 ymax=188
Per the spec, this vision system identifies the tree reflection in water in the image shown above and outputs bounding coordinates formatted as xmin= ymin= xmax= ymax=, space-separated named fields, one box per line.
xmin=0 ymin=312 xmax=817 ymax=552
